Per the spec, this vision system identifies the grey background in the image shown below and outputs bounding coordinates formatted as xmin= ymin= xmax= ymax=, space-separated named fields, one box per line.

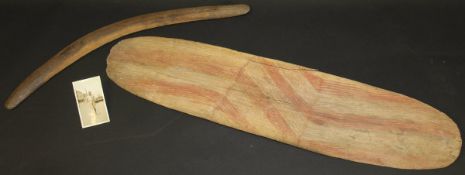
xmin=1 ymin=0 xmax=464 ymax=174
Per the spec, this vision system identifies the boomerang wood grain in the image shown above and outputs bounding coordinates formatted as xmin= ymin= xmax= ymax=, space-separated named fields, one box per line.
xmin=5 ymin=4 xmax=250 ymax=109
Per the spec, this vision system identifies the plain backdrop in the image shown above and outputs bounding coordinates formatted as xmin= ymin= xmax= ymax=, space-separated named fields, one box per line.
xmin=0 ymin=0 xmax=464 ymax=174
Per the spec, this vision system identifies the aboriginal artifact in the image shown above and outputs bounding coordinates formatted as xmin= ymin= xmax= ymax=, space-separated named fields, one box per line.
xmin=5 ymin=4 xmax=250 ymax=109
xmin=106 ymin=36 xmax=461 ymax=170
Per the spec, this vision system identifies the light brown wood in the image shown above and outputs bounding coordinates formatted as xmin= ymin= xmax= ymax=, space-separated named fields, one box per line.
xmin=106 ymin=36 xmax=461 ymax=169
xmin=4 ymin=4 xmax=250 ymax=109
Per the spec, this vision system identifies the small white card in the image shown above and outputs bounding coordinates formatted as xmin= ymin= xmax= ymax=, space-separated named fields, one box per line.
xmin=72 ymin=76 xmax=110 ymax=128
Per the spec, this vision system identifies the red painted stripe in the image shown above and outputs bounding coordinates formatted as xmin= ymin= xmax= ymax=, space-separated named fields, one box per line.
xmin=302 ymin=71 xmax=324 ymax=92
xmin=313 ymin=111 xmax=455 ymax=137
xmin=144 ymin=78 xmax=220 ymax=103
xmin=214 ymin=97 xmax=252 ymax=130
xmin=305 ymin=72 xmax=415 ymax=106
xmin=263 ymin=64 xmax=454 ymax=138
xmin=237 ymin=73 xmax=297 ymax=139
xmin=126 ymin=78 xmax=251 ymax=128
xmin=263 ymin=64 xmax=326 ymax=125
xmin=123 ymin=48 xmax=238 ymax=79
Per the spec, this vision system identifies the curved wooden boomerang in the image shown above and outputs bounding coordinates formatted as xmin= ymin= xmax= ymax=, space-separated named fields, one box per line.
xmin=4 ymin=4 xmax=250 ymax=109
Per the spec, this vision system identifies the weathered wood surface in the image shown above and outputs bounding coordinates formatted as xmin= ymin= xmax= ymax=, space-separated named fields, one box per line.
xmin=106 ymin=36 xmax=461 ymax=169
xmin=4 ymin=4 xmax=250 ymax=109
